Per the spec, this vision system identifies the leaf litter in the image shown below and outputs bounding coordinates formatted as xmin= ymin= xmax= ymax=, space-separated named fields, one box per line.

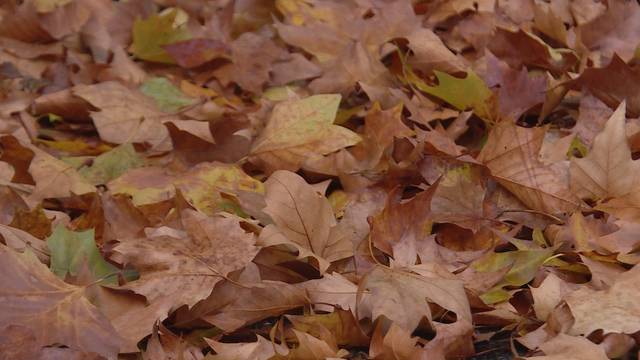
xmin=0 ymin=0 xmax=639 ymax=359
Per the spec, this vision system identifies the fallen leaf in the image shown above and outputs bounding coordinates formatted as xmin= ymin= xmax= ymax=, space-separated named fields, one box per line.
xmin=47 ymin=224 xmax=119 ymax=283
xmin=570 ymin=102 xmax=639 ymax=200
xmin=139 ymin=77 xmax=195 ymax=113
xmin=130 ymin=9 xmax=191 ymax=64
xmin=565 ymin=263 xmax=640 ymax=335
xmin=259 ymin=170 xmax=350 ymax=273
xmin=114 ymin=210 xmax=259 ymax=307
xmin=0 ymin=244 xmax=120 ymax=358
xmin=249 ymin=94 xmax=361 ymax=172
xmin=526 ymin=333 xmax=608 ymax=360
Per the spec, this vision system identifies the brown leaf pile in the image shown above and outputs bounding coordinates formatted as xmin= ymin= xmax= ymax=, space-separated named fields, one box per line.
xmin=1 ymin=0 xmax=640 ymax=359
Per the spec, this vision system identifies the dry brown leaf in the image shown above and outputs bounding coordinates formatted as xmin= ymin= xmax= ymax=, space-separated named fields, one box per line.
xmin=479 ymin=121 xmax=581 ymax=215
xmin=72 ymin=81 xmax=175 ymax=152
xmin=205 ymin=335 xmax=286 ymax=360
xmin=565 ymin=264 xmax=640 ymax=335
xmin=570 ymin=102 xmax=640 ymax=200
xmin=358 ymin=265 xmax=472 ymax=333
xmin=526 ymin=333 xmax=608 ymax=360
xmin=0 ymin=244 xmax=120 ymax=358
xmin=259 ymin=170 xmax=350 ymax=273
xmin=114 ymin=210 xmax=259 ymax=307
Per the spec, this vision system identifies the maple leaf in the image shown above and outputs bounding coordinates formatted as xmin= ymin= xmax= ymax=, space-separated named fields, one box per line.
xmin=358 ymin=265 xmax=472 ymax=333
xmin=205 ymin=335 xmax=286 ymax=360
xmin=0 ymin=244 xmax=120 ymax=358
xmin=478 ymin=121 xmax=582 ymax=215
xmin=139 ymin=77 xmax=194 ymax=112
xmin=130 ymin=9 xmax=191 ymax=64
xmin=72 ymin=81 xmax=175 ymax=152
xmin=249 ymin=94 xmax=361 ymax=172
xmin=570 ymin=102 xmax=640 ymax=200
xmin=47 ymin=225 xmax=119 ymax=283
xmin=565 ymin=264 xmax=640 ymax=336
xmin=114 ymin=210 xmax=259 ymax=307
xmin=77 ymin=143 xmax=144 ymax=185
xmin=259 ymin=170 xmax=350 ymax=273
xmin=526 ymin=334 xmax=608 ymax=360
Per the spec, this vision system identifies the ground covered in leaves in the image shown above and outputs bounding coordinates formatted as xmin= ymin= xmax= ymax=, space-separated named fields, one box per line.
xmin=1 ymin=0 xmax=640 ymax=359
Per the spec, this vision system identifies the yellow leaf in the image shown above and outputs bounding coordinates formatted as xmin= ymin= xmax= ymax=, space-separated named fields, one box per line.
xmin=131 ymin=9 xmax=191 ymax=64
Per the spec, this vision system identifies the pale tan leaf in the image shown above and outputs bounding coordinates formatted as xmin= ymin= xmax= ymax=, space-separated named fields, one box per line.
xmin=570 ymin=102 xmax=640 ymax=200
xmin=565 ymin=265 xmax=640 ymax=335
xmin=526 ymin=334 xmax=608 ymax=360
xmin=259 ymin=170 xmax=351 ymax=273
xmin=249 ymin=95 xmax=361 ymax=172
xmin=72 ymin=81 xmax=174 ymax=152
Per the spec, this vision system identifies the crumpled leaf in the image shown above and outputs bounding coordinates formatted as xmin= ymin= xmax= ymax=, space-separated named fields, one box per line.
xmin=27 ymin=145 xmax=95 ymax=203
xmin=250 ymin=94 xmax=361 ymax=172
xmin=205 ymin=335 xmax=285 ymax=360
xmin=72 ymin=81 xmax=176 ymax=152
xmin=0 ymin=244 xmax=120 ymax=358
xmin=47 ymin=225 xmax=119 ymax=283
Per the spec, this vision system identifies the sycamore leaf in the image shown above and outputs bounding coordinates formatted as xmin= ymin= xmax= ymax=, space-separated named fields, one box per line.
xmin=131 ymin=9 xmax=191 ymax=64
xmin=526 ymin=334 xmax=608 ymax=360
xmin=570 ymin=102 xmax=639 ymax=200
xmin=430 ymin=165 xmax=487 ymax=231
xmin=72 ymin=81 xmax=175 ymax=152
xmin=407 ymin=68 xmax=494 ymax=120
xmin=565 ymin=264 xmax=640 ymax=335
xmin=139 ymin=77 xmax=194 ymax=112
xmin=115 ymin=210 xmax=259 ymax=307
xmin=205 ymin=335 xmax=285 ymax=360
xmin=78 ymin=144 xmax=144 ymax=185
xmin=47 ymin=225 xmax=119 ymax=283
xmin=259 ymin=170 xmax=351 ymax=273
xmin=249 ymin=94 xmax=361 ymax=172
xmin=473 ymin=246 xmax=554 ymax=304
xmin=0 ymin=245 xmax=120 ymax=358
xmin=478 ymin=121 xmax=581 ymax=215
xmin=27 ymin=145 xmax=95 ymax=203
xmin=358 ymin=265 xmax=472 ymax=332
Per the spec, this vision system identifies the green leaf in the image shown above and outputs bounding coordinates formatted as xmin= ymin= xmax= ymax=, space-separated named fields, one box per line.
xmin=47 ymin=225 xmax=119 ymax=284
xmin=78 ymin=144 xmax=144 ymax=185
xmin=140 ymin=77 xmax=194 ymax=112
xmin=131 ymin=9 xmax=191 ymax=64
xmin=405 ymin=68 xmax=494 ymax=120
xmin=474 ymin=248 xmax=553 ymax=304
